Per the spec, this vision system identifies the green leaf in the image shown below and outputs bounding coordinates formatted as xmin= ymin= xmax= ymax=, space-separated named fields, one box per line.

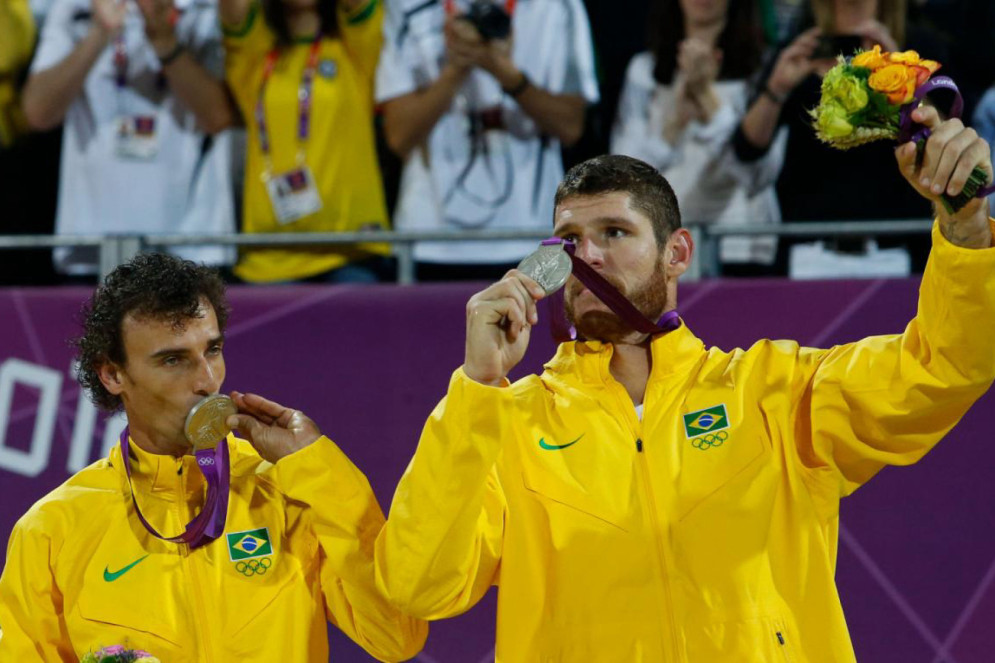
xmin=942 ymin=167 xmax=992 ymax=213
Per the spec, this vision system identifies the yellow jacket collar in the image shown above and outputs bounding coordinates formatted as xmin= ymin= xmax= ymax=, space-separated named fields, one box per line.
xmin=110 ymin=437 xmax=203 ymax=495
xmin=543 ymin=321 xmax=706 ymax=385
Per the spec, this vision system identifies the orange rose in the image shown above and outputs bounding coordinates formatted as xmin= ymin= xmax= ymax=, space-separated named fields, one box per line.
xmin=868 ymin=63 xmax=918 ymax=105
xmin=919 ymin=59 xmax=942 ymax=75
xmin=888 ymin=50 xmax=921 ymax=65
xmin=852 ymin=45 xmax=888 ymax=70
xmin=910 ymin=65 xmax=932 ymax=87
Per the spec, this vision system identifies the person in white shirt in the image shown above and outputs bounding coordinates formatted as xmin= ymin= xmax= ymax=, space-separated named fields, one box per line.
xmin=612 ymin=0 xmax=785 ymax=275
xmin=376 ymin=0 xmax=599 ymax=280
xmin=23 ymin=0 xmax=236 ymax=276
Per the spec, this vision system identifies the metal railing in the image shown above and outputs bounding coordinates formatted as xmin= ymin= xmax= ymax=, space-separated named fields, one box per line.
xmin=0 ymin=218 xmax=935 ymax=282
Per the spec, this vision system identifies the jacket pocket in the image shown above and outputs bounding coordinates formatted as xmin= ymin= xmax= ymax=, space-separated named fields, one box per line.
xmin=675 ymin=429 xmax=769 ymax=523
xmin=520 ymin=455 xmax=632 ymax=532
xmin=683 ymin=615 xmax=799 ymax=663
xmin=77 ymin=589 xmax=182 ymax=647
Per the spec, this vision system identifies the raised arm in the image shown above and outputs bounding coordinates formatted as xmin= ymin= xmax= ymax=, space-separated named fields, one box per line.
xmin=738 ymin=28 xmax=820 ymax=152
xmin=135 ymin=0 xmax=234 ymax=134
xmin=375 ymin=272 xmax=544 ymax=618
xmin=789 ymin=110 xmax=994 ymax=496
xmin=22 ymin=0 xmax=125 ymax=130
xmin=228 ymin=393 xmax=428 ymax=661
xmin=449 ymin=19 xmax=586 ymax=146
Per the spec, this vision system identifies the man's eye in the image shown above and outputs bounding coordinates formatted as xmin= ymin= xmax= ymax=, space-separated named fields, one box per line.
xmin=207 ymin=345 xmax=223 ymax=356
xmin=561 ymin=233 xmax=579 ymax=243
xmin=606 ymin=227 xmax=627 ymax=239
xmin=162 ymin=356 xmax=180 ymax=366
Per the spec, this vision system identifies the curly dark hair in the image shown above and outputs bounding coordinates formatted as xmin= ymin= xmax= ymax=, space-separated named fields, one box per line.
xmin=73 ymin=253 xmax=230 ymax=412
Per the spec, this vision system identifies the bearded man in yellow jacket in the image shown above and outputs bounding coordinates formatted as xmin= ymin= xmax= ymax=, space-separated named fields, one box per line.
xmin=375 ymin=107 xmax=995 ymax=662
xmin=0 ymin=254 xmax=427 ymax=661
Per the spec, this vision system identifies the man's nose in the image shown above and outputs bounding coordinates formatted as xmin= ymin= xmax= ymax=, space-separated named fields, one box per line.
xmin=573 ymin=237 xmax=605 ymax=268
xmin=193 ymin=357 xmax=221 ymax=396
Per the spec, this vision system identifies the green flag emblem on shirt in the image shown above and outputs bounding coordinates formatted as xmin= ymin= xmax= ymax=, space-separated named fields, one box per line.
xmin=683 ymin=404 xmax=729 ymax=438
xmin=227 ymin=527 xmax=273 ymax=561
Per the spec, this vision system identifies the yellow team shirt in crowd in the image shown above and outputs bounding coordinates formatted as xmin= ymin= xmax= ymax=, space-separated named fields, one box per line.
xmin=224 ymin=0 xmax=389 ymax=283
xmin=376 ymin=220 xmax=995 ymax=662
xmin=0 ymin=0 xmax=34 ymax=146
xmin=0 ymin=435 xmax=427 ymax=661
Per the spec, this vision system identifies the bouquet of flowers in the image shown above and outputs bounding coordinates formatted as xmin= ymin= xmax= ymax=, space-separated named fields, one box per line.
xmin=81 ymin=645 xmax=160 ymax=663
xmin=811 ymin=45 xmax=991 ymax=212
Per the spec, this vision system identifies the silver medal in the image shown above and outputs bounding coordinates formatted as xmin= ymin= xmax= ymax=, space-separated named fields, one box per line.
xmin=184 ymin=394 xmax=237 ymax=452
xmin=517 ymin=244 xmax=573 ymax=295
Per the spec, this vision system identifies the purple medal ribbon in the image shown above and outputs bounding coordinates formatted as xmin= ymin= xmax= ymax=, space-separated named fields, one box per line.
xmin=119 ymin=428 xmax=230 ymax=549
xmin=539 ymin=237 xmax=681 ymax=342
xmin=898 ymin=75 xmax=995 ymax=198
xmin=255 ymin=35 xmax=323 ymax=158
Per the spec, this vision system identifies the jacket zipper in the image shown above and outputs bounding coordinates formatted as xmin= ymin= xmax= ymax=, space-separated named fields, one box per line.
xmin=177 ymin=475 xmax=216 ymax=661
xmin=605 ymin=372 xmax=681 ymax=663
xmin=634 ymin=439 xmax=683 ymax=663
xmin=776 ymin=628 xmax=793 ymax=662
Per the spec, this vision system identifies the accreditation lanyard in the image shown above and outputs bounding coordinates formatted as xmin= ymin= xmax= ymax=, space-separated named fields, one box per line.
xmin=113 ymin=33 xmax=132 ymax=116
xmin=443 ymin=0 xmax=516 ymax=16
xmin=255 ymin=35 xmax=323 ymax=170
xmin=119 ymin=428 xmax=231 ymax=549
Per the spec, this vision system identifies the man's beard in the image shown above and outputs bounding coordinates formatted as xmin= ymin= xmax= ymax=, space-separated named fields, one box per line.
xmin=564 ymin=258 xmax=669 ymax=343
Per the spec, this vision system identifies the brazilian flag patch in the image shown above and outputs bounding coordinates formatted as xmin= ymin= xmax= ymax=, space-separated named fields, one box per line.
xmin=227 ymin=528 xmax=273 ymax=561
xmin=683 ymin=404 xmax=729 ymax=438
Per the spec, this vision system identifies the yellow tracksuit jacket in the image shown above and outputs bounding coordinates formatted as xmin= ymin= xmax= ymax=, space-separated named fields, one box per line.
xmin=376 ymin=221 xmax=995 ymax=662
xmin=0 ymin=435 xmax=427 ymax=662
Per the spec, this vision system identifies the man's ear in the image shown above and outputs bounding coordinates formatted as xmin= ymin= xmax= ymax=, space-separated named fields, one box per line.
xmin=97 ymin=361 xmax=125 ymax=397
xmin=665 ymin=228 xmax=694 ymax=278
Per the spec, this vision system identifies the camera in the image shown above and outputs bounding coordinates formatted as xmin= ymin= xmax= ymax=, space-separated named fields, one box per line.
xmin=812 ymin=34 xmax=863 ymax=60
xmin=459 ymin=0 xmax=511 ymax=40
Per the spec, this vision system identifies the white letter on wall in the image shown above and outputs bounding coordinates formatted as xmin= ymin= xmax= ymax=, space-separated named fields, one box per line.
xmin=0 ymin=359 xmax=63 ymax=478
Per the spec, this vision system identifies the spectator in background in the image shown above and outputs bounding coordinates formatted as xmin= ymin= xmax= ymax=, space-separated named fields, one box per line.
xmin=221 ymin=0 xmax=391 ymax=284
xmin=612 ymin=0 xmax=784 ymax=276
xmin=733 ymin=0 xmax=948 ymax=278
xmin=376 ymin=0 xmax=599 ymax=282
xmin=0 ymin=0 xmax=63 ymax=287
xmin=0 ymin=0 xmax=35 ymax=148
xmin=22 ymin=0 xmax=237 ymax=278
xmin=916 ymin=0 xmax=995 ymax=122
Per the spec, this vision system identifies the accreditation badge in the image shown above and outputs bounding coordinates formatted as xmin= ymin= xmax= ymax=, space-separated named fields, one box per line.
xmin=265 ymin=166 xmax=324 ymax=225
xmin=115 ymin=115 xmax=160 ymax=160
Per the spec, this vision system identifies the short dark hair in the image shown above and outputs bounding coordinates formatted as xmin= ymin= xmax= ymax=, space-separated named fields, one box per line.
xmin=554 ymin=154 xmax=682 ymax=246
xmin=263 ymin=0 xmax=339 ymax=46
xmin=74 ymin=253 xmax=230 ymax=412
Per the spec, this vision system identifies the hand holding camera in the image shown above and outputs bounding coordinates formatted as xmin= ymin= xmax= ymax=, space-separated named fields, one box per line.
xmin=443 ymin=1 xmax=516 ymax=87
xmin=91 ymin=0 xmax=127 ymax=40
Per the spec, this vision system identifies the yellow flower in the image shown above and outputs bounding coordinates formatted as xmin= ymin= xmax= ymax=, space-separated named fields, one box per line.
xmin=852 ymin=45 xmax=888 ymax=70
xmin=817 ymin=103 xmax=853 ymax=138
xmin=868 ymin=63 xmax=918 ymax=105
xmin=888 ymin=50 xmax=921 ymax=65
xmin=822 ymin=68 xmax=869 ymax=113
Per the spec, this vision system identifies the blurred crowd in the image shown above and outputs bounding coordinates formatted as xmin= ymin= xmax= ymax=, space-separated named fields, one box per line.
xmin=0 ymin=0 xmax=993 ymax=285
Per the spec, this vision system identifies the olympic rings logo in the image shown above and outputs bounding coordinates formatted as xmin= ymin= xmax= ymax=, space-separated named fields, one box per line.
xmin=235 ymin=557 xmax=272 ymax=576
xmin=691 ymin=431 xmax=728 ymax=450
xmin=198 ymin=457 xmax=215 ymax=467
